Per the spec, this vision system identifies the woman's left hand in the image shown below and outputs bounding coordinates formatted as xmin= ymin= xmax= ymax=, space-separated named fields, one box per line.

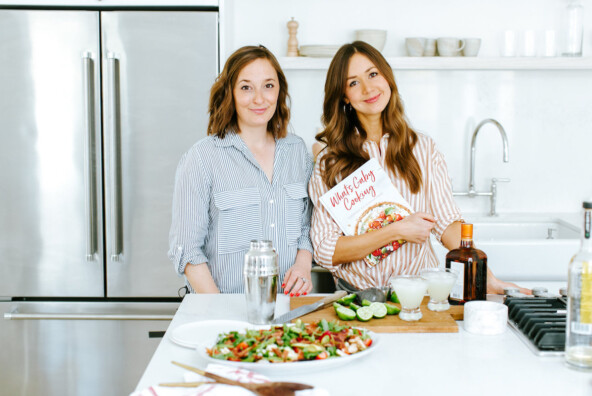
xmin=283 ymin=250 xmax=313 ymax=297
xmin=486 ymin=268 xmax=532 ymax=295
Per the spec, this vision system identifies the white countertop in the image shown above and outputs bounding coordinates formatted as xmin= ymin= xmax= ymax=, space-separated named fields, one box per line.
xmin=135 ymin=294 xmax=591 ymax=396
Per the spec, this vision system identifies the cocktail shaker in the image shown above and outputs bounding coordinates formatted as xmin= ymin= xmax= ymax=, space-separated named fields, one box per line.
xmin=243 ymin=240 xmax=278 ymax=324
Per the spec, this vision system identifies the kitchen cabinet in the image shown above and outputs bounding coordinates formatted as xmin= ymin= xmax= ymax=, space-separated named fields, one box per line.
xmin=1 ymin=300 xmax=178 ymax=396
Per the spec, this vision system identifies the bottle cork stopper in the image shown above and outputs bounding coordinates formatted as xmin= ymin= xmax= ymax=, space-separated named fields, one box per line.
xmin=461 ymin=223 xmax=473 ymax=239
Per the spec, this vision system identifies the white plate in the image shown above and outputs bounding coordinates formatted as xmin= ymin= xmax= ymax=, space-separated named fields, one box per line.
xmin=195 ymin=322 xmax=380 ymax=374
xmin=170 ymin=320 xmax=255 ymax=349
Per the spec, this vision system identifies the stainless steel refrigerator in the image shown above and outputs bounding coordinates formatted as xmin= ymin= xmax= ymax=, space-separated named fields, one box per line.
xmin=0 ymin=8 xmax=217 ymax=395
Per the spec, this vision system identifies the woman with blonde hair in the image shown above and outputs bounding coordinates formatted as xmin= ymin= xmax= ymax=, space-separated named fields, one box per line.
xmin=310 ymin=41 xmax=528 ymax=295
xmin=169 ymin=45 xmax=313 ymax=295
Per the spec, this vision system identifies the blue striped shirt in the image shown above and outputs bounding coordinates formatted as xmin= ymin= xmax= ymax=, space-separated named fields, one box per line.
xmin=168 ymin=131 xmax=314 ymax=293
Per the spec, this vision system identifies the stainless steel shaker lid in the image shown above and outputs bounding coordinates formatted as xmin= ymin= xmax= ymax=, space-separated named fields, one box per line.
xmin=244 ymin=240 xmax=278 ymax=276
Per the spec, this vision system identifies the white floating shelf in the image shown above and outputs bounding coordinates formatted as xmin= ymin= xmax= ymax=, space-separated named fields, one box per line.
xmin=279 ymin=56 xmax=592 ymax=71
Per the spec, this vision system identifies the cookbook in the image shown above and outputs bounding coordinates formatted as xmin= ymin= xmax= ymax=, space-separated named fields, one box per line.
xmin=319 ymin=158 xmax=413 ymax=266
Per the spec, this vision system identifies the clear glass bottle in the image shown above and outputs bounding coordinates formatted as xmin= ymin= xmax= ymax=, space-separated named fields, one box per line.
xmin=566 ymin=202 xmax=592 ymax=370
xmin=446 ymin=223 xmax=487 ymax=305
xmin=562 ymin=0 xmax=584 ymax=57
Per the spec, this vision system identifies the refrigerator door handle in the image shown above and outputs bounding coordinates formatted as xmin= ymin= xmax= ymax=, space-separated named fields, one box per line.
xmin=82 ymin=51 xmax=98 ymax=261
xmin=107 ymin=52 xmax=123 ymax=261
xmin=4 ymin=312 xmax=173 ymax=320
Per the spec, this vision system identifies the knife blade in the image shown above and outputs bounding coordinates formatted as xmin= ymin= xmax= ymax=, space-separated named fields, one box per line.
xmin=271 ymin=290 xmax=347 ymax=324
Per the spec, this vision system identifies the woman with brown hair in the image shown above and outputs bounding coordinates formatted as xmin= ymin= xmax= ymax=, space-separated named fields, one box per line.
xmin=310 ymin=41 xmax=529 ymax=295
xmin=169 ymin=46 xmax=313 ymax=295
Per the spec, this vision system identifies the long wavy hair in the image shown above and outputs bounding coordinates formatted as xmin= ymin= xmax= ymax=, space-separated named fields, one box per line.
xmin=316 ymin=41 xmax=422 ymax=193
xmin=207 ymin=45 xmax=290 ymax=139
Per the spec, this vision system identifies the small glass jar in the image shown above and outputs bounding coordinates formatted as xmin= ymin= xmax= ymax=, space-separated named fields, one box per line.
xmin=562 ymin=0 xmax=584 ymax=57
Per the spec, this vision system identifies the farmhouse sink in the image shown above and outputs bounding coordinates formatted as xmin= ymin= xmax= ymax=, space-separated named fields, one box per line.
xmin=431 ymin=215 xmax=580 ymax=282
xmin=469 ymin=217 xmax=579 ymax=240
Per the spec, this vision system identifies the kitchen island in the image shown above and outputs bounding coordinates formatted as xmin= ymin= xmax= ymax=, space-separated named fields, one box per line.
xmin=135 ymin=294 xmax=591 ymax=395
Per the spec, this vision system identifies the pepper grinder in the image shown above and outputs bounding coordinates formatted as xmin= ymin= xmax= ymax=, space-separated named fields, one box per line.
xmin=287 ymin=17 xmax=299 ymax=57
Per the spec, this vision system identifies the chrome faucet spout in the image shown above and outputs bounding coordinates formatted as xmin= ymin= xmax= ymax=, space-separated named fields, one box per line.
xmin=468 ymin=118 xmax=509 ymax=193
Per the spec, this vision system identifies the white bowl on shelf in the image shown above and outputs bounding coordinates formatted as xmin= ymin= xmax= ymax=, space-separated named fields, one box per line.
xmin=355 ymin=29 xmax=387 ymax=51
xmin=299 ymin=45 xmax=341 ymax=58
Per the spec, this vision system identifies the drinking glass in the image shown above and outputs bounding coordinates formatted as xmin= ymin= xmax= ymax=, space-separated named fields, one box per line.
xmin=420 ymin=268 xmax=458 ymax=312
xmin=389 ymin=275 xmax=428 ymax=321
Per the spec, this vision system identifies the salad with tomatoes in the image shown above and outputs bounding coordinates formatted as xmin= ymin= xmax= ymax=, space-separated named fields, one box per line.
xmin=355 ymin=202 xmax=411 ymax=265
xmin=206 ymin=319 xmax=373 ymax=363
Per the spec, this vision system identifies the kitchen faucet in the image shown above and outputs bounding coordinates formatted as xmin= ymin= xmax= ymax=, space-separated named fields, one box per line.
xmin=453 ymin=118 xmax=510 ymax=216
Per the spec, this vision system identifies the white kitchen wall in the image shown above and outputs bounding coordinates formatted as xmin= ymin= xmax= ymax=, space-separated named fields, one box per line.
xmin=221 ymin=0 xmax=592 ymax=215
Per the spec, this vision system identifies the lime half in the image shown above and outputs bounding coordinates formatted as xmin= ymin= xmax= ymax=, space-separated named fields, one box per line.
xmin=356 ymin=306 xmax=373 ymax=322
xmin=384 ymin=303 xmax=401 ymax=315
xmin=335 ymin=306 xmax=356 ymax=321
xmin=369 ymin=302 xmax=387 ymax=319
xmin=337 ymin=293 xmax=357 ymax=306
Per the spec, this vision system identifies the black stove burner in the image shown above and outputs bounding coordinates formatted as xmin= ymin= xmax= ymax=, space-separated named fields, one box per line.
xmin=504 ymin=297 xmax=567 ymax=356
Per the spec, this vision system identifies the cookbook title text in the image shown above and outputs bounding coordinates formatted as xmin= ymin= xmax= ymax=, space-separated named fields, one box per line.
xmin=319 ymin=158 xmax=412 ymax=237
xmin=329 ymin=170 xmax=376 ymax=211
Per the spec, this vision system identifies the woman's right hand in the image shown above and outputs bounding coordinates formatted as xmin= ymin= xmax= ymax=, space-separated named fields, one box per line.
xmin=390 ymin=212 xmax=436 ymax=244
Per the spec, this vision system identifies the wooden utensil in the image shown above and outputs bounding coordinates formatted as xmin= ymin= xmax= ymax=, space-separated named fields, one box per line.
xmin=171 ymin=361 xmax=314 ymax=396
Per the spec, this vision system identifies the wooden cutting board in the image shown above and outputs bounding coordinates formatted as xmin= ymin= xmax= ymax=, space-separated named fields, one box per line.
xmin=289 ymin=296 xmax=464 ymax=333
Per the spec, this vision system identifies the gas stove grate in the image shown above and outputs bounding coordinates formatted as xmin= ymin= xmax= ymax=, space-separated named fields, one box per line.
xmin=504 ymin=297 xmax=567 ymax=357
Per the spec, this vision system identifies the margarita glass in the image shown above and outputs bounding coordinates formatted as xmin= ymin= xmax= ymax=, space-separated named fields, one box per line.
xmin=389 ymin=275 xmax=428 ymax=321
xmin=420 ymin=268 xmax=458 ymax=312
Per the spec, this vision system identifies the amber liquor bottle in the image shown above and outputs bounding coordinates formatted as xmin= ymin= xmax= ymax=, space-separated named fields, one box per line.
xmin=446 ymin=223 xmax=487 ymax=305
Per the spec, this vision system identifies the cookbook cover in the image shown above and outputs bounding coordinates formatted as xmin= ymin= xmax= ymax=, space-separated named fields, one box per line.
xmin=320 ymin=158 xmax=414 ymax=266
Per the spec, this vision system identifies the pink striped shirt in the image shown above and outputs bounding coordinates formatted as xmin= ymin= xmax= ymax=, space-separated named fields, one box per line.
xmin=309 ymin=133 xmax=462 ymax=289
